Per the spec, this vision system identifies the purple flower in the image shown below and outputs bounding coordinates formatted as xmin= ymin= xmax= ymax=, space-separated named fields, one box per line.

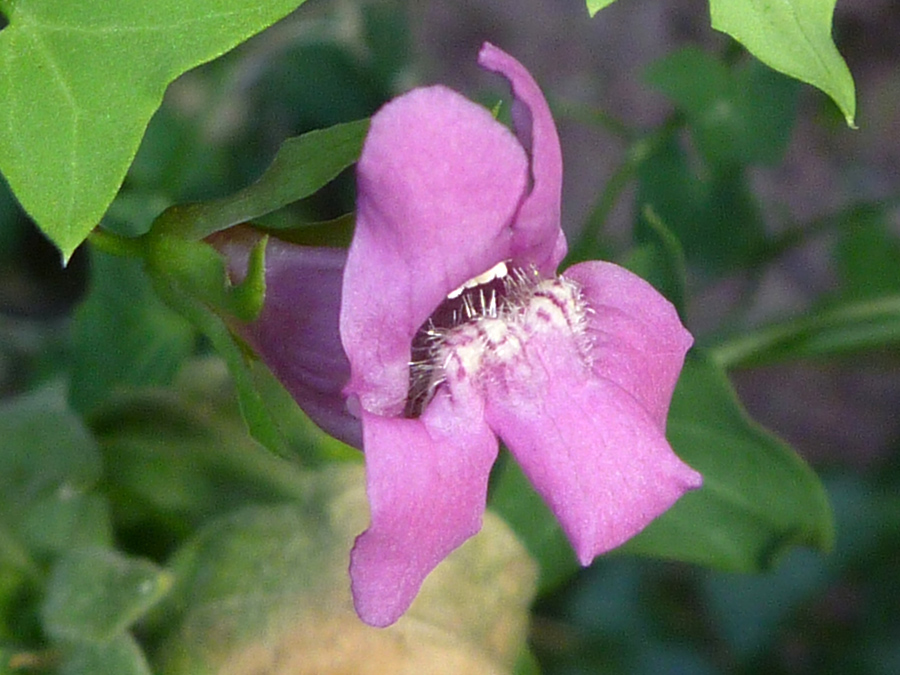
xmin=214 ymin=42 xmax=701 ymax=629
xmin=340 ymin=43 xmax=702 ymax=627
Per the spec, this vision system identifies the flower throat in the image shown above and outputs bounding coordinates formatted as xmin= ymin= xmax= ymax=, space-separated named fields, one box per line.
xmin=404 ymin=263 xmax=592 ymax=418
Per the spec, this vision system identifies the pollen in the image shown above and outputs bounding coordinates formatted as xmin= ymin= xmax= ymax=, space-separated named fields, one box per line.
xmin=405 ymin=264 xmax=591 ymax=417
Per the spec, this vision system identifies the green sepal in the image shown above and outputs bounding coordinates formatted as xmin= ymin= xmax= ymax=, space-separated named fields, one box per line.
xmin=144 ymin=233 xmax=267 ymax=323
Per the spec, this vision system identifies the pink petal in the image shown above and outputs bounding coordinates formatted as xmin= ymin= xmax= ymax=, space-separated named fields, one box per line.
xmin=342 ymin=85 xmax=530 ymax=416
xmin=564 ymin=261 xmax=693 ymax=430
xmin=478 ymin=42 xmax=567 ymax=274
xmin=483 ymin=327 xmax=701 ymax=565
xmin=350 ymin=387 xmax=498 ymax=627
xmin=211 ymin=228 xmax=361 ymax=448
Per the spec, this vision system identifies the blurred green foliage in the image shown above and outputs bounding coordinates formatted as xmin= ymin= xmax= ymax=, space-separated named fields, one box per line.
xmin=1 ymin=1 xmax=898 ymax=674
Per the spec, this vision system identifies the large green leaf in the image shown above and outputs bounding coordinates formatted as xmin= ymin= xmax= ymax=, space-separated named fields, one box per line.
xmin=710 ymin=0 xmax=855 ymax=126
xmin=588 ymin=0 xmax=855 ymax=126
xmin=618 ymin=352 xmax=834 ymax=569
xmin=0 ymin=0 xmax=307 ymax=261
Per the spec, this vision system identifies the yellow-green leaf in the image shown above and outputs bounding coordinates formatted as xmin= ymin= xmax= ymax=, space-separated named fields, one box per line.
xmin=710 ymin=0 xmax=856 ymax=126
xmin=585 ymin=0 xmax=619 ymax=17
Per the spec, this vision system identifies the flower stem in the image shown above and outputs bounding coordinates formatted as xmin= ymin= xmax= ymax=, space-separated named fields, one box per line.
xmin=570 ymin=115 xmax=681 ymax=263
xmin=741 ymin=197 xmax=900 ymax=272
xmin=707 ymin=294 xmax=900 ymax=369
xmin=550 ymin=97 xmax=633 ymax=140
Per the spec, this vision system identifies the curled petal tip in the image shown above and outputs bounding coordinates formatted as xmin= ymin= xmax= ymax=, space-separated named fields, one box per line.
xmin=477 ymin=42 xmax=566 ymax=273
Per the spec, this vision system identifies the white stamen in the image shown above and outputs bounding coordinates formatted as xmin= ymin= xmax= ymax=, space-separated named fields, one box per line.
xmin=406 ymin=266 xmax=592 ymax=417
xmin=447 ymin=261 xmax=509 ymax=298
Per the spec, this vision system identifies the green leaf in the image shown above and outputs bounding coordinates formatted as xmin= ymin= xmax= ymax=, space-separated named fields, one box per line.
xmin=41 ymin=548 xmax=171 ymax=643
xmin=69 ymin=250 xmax=195 ymax=414
xmin=89 ymin=359 xmax=312 ymax=538
xmin=646 ymin=47 xmax=799 ymax=167
xmin=150 ymin=118 xmax=369 ymax=240
xmin=585 ymin=0 xmax=619 ymax=16
xmin=0 ymin=385 xmax=100 ymax=506
xmin=635 ymin=137 xmax=766 ymax=275
xmin=58 ymin=632 xmax=152 ymax=675
xmin=710 ymin=0 xmax=856 ymax=127
xmin=0 ymin=386 xmax=109 ymax=564
xmin=618 ymin=352 xmax=834 ymax=570
xmin=19 ymin=493 xmax=111 ymax=558
xmin=0 ymin=0 xmax=308 ymax=260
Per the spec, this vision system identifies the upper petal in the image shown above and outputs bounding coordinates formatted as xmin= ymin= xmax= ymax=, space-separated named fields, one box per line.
xmin=483 ymin=327 xmax=701 ymax=564
xmin=350 ymin=387 xmax=498 ymax=627
xmin=212 ymin=228 xmax=362 ymax=448
xmin=563 ymin=261 xmax=693 ymax=430
xmin=342 ymin=85 xmax=530 ymax=415
xmin=478 ymin=42 xmax=567 ymax=274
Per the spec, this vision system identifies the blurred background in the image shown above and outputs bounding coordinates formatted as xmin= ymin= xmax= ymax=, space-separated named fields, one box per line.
xmin=1 ymin=0 xmax=898 ymax=672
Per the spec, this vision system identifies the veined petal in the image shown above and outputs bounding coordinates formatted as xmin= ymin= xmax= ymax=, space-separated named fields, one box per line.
xmin=342 ymin=85 xmax=530 ymax=415
xmin=478 ymin=42 xmax=567 ymax=274
xmin=212 ymin=228 xmax=361 ymax=448
xmin=484 ymin=328 xmax=701 ymax=565
xmin=350 ymin=387 xmax=498 ymax=627
xmin=564 ymin=261 xmax=693 ymax=430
